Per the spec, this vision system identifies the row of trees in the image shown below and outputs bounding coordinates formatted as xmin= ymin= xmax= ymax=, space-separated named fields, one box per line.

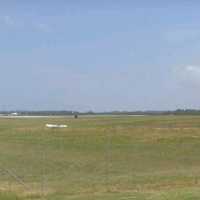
xmin=1 ymin=109 xmax=200 ymax=116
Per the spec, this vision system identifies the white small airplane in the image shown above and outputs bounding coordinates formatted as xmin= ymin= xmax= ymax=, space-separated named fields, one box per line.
xmin=10 ymin=112 xmax=18 ymax=116
xmin=46 ymin=124 xmax=68 ymax=128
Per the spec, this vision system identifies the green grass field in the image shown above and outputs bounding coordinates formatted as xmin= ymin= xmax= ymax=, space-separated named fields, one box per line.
xmin=0 ymin=115 xmax=200 ymax=199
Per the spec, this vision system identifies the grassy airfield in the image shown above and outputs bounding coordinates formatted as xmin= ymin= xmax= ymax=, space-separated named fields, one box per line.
xmin=0 ymin=115 xmax=200 ymax=199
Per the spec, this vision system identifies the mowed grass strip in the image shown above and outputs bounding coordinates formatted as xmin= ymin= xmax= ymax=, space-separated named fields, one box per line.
xmin=0 ymin=116 xmax=200 ymax=199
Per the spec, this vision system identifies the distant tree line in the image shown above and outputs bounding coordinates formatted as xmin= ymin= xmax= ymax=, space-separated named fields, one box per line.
xmin=1 ymin=109 xmax=200 ymax=116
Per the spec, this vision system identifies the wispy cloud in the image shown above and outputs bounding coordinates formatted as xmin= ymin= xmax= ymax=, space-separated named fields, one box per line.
xmin=185 ymin=65 xmax=200 ymax=74
xmin=175 ymin=65 xmax=200 ymax=87
xmin=164 ymin=28 xmax=200 ymax=44
xmin=0 ymin=15 xmax=51 ymax=32
xmin=36 ymin=23 xmax=51 ymax=32
xmin=1 ymin=15 xmax=15 ymax=26
xmin=4 ymin=15 xmax=14 ymax=25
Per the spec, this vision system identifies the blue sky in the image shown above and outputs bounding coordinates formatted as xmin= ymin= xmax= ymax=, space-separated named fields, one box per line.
xmin=1 ymin=1 xmax=200 ymax=111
